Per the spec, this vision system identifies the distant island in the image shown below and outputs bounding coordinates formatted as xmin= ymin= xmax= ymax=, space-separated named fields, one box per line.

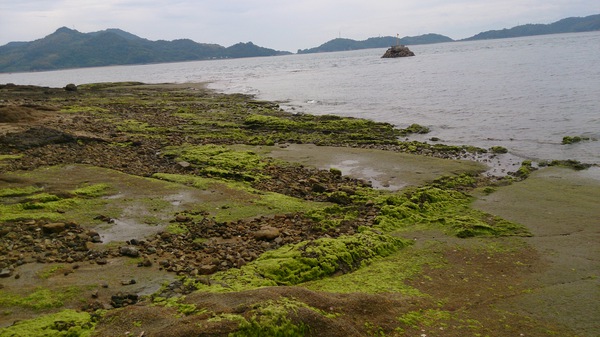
xmin=0 ymin=27 xmax=291 ymax=73
xmin=297 ymin=34 xmax=452 ymax=54
xmin=0 ymin=14 xmax=598 ymax=73
xmin=298 ymin=14 xmax=600 ymax=54
xmin=462 ymin=13 xmax=600 ymax=41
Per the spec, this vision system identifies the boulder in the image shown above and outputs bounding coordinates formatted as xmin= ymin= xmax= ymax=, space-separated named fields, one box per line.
xmin=0 ymin=269 xmax=12 ymax=278
xmin=253 ymin=226 xmax=280 ymax=240
xmin=119 ymin=246 xmax=140 ymax=257
xmin=65 ymin=83 xmax=77 ymax=91
xmin=381 ymin=45 xmax=415 ymax=58
xmin=42 ymin=222 xmax=67 ymax=234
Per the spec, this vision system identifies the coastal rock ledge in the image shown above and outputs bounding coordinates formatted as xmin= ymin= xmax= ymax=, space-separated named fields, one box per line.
xmin=381 ymin=45 xmax=415 ymax=58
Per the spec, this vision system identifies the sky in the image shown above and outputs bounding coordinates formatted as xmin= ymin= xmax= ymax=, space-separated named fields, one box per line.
xmin=0 ymin=0 xmax=598 ymax=52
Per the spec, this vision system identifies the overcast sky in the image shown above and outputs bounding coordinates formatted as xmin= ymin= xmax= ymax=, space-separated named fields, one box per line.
xmin=0 ymin=0 xmax=598 ymax=52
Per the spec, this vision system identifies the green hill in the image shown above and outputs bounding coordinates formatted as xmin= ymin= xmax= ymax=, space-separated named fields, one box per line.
xmin=297 ymin=34 xmax=452 ymax=54
xmin=0 ymin=27 xmax=290 ymax=73
xmin=463 ymin=14 xmax=600 ymax=40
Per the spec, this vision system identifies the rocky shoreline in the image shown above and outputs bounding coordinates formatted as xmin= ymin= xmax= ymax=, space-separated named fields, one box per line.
xmin=0 ymin=83 xmax=597 ymax=336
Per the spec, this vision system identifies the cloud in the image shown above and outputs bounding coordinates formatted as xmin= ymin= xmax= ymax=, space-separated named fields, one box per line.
xmin=0 ymin=0 xmax=598 ymax=51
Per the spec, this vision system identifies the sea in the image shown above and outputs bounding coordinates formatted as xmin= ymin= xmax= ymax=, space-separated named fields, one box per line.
xmin=1 ymin=31 xmax=599 ymax=168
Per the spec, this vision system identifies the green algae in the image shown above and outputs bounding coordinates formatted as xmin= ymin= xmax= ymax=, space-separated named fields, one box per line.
xmin=373 ymin=187 xmax=529 ymax=238
xmin=0 ymin=154 xmax=23 ymax=164
xmin=305 ymin=205 xmax=359 ymax=231
xmin=152 ymin=172 xmax=214 ymax=190
xmin=0 ymin=309 xmax=94 ymax=337
xmin=71 ymin=183 xmax=112 ymax=197
xmin=396 ymin=309 xmax=453 ymax=332
xmin=230 ymin=298 xmax=312 ymax=337
xmin=561 ymin=135 xmax=591 ymax=145
xmin=490 ymin=146 xmax=509 ymax=154
xmin=59 ymin=105 xmax=108 ymax=114
xmin=116 ymin=119 xmax=166 ymax=135
xmin=163 ymin=144 xmax=270 ymax=182
xmin=540 ymin=159 xmax=593 ymax=171
xmin=0 ymin=287 xmax=83 ymax=310
xmin=36 ymin=264 xmax=67 ymax=279
xmin=152 ymin=296 xmax=200 ymax=316
xmin=510 ymin=160 xmax=536 ymax=179
xmin=193 ymin=231 xmax=410 ymax=292
xmin=153 ymin=172 xmax=325 ymax=222
xmin=0 ymin=186 xmax=44 ymax=198
xmin=399 ymin=123 xmax=430 ymax=135
xmin=205 ymin=297 xmax=333 ymax=337
xmin=0 ymin=189 xmax=109 ymax=223
xmin=431 ymin=173 xmax=477 ymax=191
xmin=303 ymin=244 xmax=438 ymax=296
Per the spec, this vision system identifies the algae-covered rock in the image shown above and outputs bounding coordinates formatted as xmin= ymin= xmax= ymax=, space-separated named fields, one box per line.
xmin=0 ymin=309 xmax=94 ymax=336
xmin=374 ymin=186 xmax=529 ymax=237
xmin=194 ymin=231 xmax=410 ymax=290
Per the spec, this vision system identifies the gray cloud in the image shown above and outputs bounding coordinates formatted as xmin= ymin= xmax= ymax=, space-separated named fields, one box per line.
xmin=1 ymin=0 xmax=598 ymax=51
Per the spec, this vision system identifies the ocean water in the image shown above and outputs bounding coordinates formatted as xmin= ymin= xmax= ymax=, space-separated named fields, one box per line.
xmin=1 ymin=31 xmax=599 ymax=165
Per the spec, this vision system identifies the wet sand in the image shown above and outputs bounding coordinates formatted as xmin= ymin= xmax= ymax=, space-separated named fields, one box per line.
xmin=258 ymin=144 xmax=486 ymax=190
xmin=473 ymin=167 xmax=600 ymax=336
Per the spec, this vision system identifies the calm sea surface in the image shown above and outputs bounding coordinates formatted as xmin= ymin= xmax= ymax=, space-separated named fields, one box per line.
xmin=2 ymin=32 xmax=599 ymax=165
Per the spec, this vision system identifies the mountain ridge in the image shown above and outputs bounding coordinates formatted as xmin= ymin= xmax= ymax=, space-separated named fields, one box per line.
xmin=1 ymin=14 xmax=599 ymax=73
xmin=297 ymin=34 xmax=452 ymax=54
xmin=463 ymin=13 xmax=600 ymax=40
xmin=0 ymin=27 xmax=290 ymax=73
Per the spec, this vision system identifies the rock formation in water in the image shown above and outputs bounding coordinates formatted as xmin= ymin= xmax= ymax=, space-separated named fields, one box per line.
xmin=381 ymin=45 xmax=415 ymax=58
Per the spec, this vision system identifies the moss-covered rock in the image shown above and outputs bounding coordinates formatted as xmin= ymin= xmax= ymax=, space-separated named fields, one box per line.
xmin=373 ymin=186 xmax=529 ymax=237
xmin=0 ymin=309 xmax=94 ymax=337
xmin=193 ymin=231 xmax=410 ymax=291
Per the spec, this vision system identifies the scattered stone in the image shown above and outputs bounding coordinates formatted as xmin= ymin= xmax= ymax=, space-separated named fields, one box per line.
xmin=177 ymin=161 xmax=191 ymax=169
xmin=138 ymin=257 xmax=152 ymax=267
xmin=96 ymin=258 xmax=108 ymax=265
xmin=121 ymin=279 xmax=137 ymax=286
xmin=110 ymin=292 xmax=138 ymax=308
xmin=119 ymin=246 xmax=140 ymax=257
xmin=0 ymin=269 xmax=13 ymax=278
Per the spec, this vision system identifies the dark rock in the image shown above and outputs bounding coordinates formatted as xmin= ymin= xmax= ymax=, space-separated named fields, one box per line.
xmin=64 ymin=83 xmax=77 ymax=92
xmin=138 ymin=257 xmax=152 ymax=267
xmin=381 ymin=45 xmax=415 ymax=58
xmin=0 ymin=269 xmax=12 ymax=278
xmin=95 ymin=258 xmax=108 ymax=265
xmin=119 ymin=246 xmax=140 ymax=257
xmin=121 ymin=279 xmax=137 ymax=286
xmin=110 ymin=292 xmax=138 ymax=308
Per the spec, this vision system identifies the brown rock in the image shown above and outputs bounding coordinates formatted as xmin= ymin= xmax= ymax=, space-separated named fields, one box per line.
xmin=175 ymin=214 xmax=190 ymax=222
xmin=253 ymin=226 xmax=280 ymax=240
xmin=42 ymin=222 xmax=67 ymax=234
xmin=198 ymin=264 xmax=218 ymax=275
